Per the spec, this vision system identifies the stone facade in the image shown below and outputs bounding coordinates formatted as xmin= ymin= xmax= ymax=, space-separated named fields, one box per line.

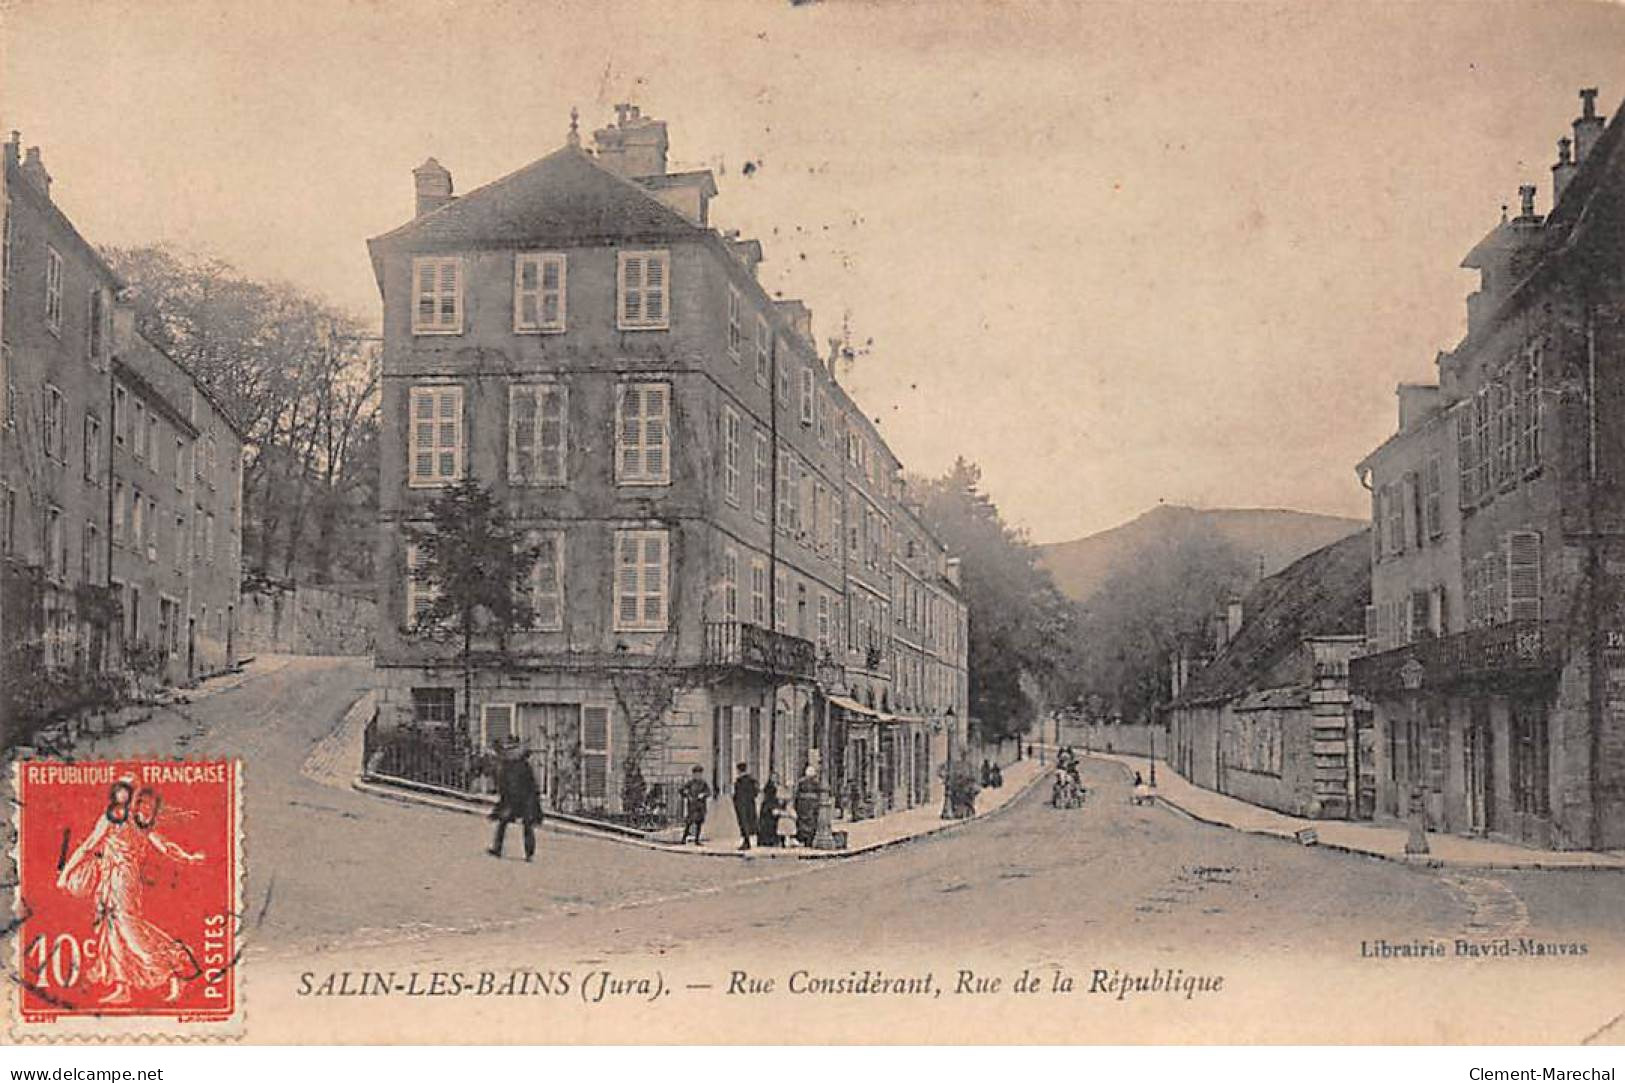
xmin=368 ymin=108 xmax=968 ymax=820
xmin=0 ymin=135 xmax=244 ymax=746
xmin=1352 ymin=89 xmax=1625 ymax=849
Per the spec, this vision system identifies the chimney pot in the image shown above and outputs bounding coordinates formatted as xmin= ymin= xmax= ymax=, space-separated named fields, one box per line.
xmin=1519 ymin=183 xmax=1537 ymax=219
xmin=1573 ymin=87 xmax=1607 ymax=163
xmin=1553 ymin=137 xmax=1579 ymax=205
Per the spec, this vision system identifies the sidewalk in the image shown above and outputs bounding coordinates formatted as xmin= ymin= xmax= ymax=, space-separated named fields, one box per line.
xmin=1086 ymin=750 xmax=1625 ymax=871
xmin=350 ymin=743 xmax=1047 ymax=861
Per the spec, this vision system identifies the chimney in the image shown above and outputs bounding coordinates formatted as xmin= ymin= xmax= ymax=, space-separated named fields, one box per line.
xmin=1516 ymin=183 xmax=1538 ymax=222
xmin=593 ymin=104 xmax=669 ymax=178
xmin=3 ymin=131 xmax=19 ymax=172
xmin=412 ymin=157 xmax=453 ymax=218
xmin=1574 ymin=88 xmax=1606 ymax=164
xmin=20 ymin=145 xmax=50 ymax=199
xmin=1226 ymin=597 xmax=1244 ymax=641
xmin=1397 ymin=383 xmax=1442 ymax=432
xmin=1552 ymin=136 xmax=1578 ymax=206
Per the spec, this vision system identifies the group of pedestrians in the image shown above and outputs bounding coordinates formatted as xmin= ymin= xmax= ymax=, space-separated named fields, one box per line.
xmin=481 ymin=740 xmax=828 ymax=859
xmin=728 ymin=763 xmax=822 ymax=850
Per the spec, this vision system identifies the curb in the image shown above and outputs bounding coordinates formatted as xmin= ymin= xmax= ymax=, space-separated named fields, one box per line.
xmin=352 ymin=763 xmax=1051 ymax=863
xmin=1085 ymin=753 xmax=1625 ymax=874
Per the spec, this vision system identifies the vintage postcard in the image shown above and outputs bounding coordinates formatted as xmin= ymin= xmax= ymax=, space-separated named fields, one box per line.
xmin=3 ymin=0 xmax=1625 ymax=1050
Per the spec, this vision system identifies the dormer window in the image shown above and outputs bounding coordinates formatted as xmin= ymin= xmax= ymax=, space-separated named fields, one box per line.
xmin=514 ymin=253 xmax=566 ymax=333
xmin=412 ymin=256 xmax=463 ymax=335
xmin=617 ymin=250 xmax=669 ymax=330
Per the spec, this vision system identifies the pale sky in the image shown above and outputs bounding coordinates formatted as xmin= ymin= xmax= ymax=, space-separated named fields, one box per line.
xmin=5 ymin=0 xmax=1624 ymax=543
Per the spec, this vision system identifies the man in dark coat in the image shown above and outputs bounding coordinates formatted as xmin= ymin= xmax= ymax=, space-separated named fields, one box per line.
xmin=488 ymin=742 xmax=543 ymax=862
xmin=680 ymin=765 xmax=711 ymax=845
xmin=732 ymin=763 xmax=759 ymax=851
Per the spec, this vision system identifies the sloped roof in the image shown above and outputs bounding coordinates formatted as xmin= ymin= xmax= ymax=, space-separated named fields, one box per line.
xmin=1177 ymin=529 xmax=1371 ymax=706
xmin=367 ymin=145 xmax=706 ymax=278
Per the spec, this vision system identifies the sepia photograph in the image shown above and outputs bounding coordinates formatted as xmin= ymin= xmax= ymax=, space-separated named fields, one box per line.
xmin=4 ymin=0 xmax=1625 ymax=1064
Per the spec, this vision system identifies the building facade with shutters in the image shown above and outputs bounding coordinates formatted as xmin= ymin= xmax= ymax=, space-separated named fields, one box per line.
xmin=368 ymin=107 xmax=968 ymax=823
xmin=0 ymin=134 xmax=244 ymax=748
xmin=1351 ymin=89 xmax=1625 ymax=849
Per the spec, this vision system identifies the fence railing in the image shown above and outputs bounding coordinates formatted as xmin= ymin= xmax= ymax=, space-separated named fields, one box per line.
xmin=362 ymin=713 xmax=484 ymax=793
xmin=703 ymin=620 xmax=816 ymax=680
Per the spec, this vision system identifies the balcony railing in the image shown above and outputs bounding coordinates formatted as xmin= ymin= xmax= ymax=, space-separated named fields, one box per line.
xmin=703 ymin=620 xmax=816 ymax=680
xmin=1350 ymin=620 xmax=1562 ymax=696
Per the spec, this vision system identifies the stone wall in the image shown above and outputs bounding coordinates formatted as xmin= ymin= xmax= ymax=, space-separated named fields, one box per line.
xmin=238 ymin=582 xmax=375 ymax=657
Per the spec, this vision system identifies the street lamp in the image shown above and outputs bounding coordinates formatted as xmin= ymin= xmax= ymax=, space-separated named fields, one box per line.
xmin=939 ymin=705 xmax=957 ymax=820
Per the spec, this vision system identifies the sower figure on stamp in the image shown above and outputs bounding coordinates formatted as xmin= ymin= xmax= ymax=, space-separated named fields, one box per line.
xmin=488 ymin=740 xmax=543 ymax=861
xmin=680 ymin=765 xmax=711 ymax=845
xmin=57 ymin=777 xmax=206 ymax=1005
xmin=732 ymin=762 xmax=759 ymax=851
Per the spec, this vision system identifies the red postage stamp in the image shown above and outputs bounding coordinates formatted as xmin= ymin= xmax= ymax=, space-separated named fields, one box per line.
xmin=10 ymin=759 xmax=243 ymax=1037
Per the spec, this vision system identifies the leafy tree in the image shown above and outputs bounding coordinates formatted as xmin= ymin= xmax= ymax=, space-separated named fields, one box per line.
xmin=403 ymin=479 xmax=543 ymax=730
xmin=1076 ymin=528 xmax=1254 ymax=723
xmin=910 ymin=458 xmax=1086 ymax=742
xmin=100 ymin=244 xmax=380 ymax=585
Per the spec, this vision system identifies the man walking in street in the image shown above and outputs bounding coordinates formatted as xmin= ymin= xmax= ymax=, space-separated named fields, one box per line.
xmin=732 ymin=762 xmax=759 ymax=851
xmin=680 ymin=765 xmax=711 ymax=845
xmin=488 ymin=740 xmax=543 ymax=862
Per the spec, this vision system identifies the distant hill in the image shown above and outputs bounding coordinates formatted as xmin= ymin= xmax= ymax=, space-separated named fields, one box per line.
xmin=1037 ymin=505 xmax=1365 ymax=603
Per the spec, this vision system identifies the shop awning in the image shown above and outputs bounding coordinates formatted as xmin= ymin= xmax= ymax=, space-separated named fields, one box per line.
xmin=828 ymin=694 xmax=889 ymax=720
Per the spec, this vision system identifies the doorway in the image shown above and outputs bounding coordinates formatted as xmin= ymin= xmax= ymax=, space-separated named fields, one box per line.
xmin=1467 ymin=699 xmax=1492 ymax=835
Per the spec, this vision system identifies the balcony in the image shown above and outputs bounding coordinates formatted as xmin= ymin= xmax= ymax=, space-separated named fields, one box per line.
xmin=703 ymin=620 xmax=816 ymax=681
xmin=1350 ymin=620 xmax=1563 ymax=697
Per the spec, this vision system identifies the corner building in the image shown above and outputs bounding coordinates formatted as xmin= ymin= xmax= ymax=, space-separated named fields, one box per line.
xmin=368 ymin=108 xmax=968 ymax=820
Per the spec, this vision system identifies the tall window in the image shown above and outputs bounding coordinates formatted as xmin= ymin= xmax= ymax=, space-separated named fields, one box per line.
xmin=408 ymin=385 xmax=463 ymax=486
xmin=721 ymin=405 xmax=741 ymax=505
xmin=84 ymin=521 xmax=100 ymax=583
xmin=114 ymin=385 xmax=127 ymax=446
xmin=86 ymin=288 xmax=106 ymax=367
xmin=2 ymin=486 xmax=14 ymax=553
xmin=727 ymin=286 xmax=743 ymax=361
xmin=147 ymin=498 xmax=159 ymax=563
xmin=1494 ymin=376 xmax=1516 ymax=489
xmin=1424 ymin=455 xmax=1442 ymax=539
xmin=405 ymin=543 xmax=440 ymax=628
xmin=774 ymin=569 xmax=787 ymax=631
xmin=1507 ymin=530 xmax=1541 ymax=622
xmin=614 ymin=529 xmax=669 ymax=631
xmin=411 ymin=256 xmax=463 ymax=335
xmin=750 ymin=559 xmax=767 ymax=625
xmin=175 ymin=436 xmax=186 ymax=492
xmin=205 ymin=511 xmax=215 ymax=564
xmin=617 ymin=250 xmax=669 ymax=330
xmin=721 ymin=546 xmax=739 ymax=620
xmin=132 ymin=401 xmax=145 ymax=461
xmin=131 ymin=490 xmax=144 ymax=552
xmin=799 ymin=366 xmax=814 ymax=426
xmin=777 ymin=450 xmax=793 ymax=533
xmin=1519 ymin=342 xmax=1542 ymax=472
xmin=44 ymin=247 xmax=63 ymax=332
xmin=755 ymin=317 xmax=770 ymax=387
xmin=175 ymin=514 xmax=186 ymax=572
xmin=818 ymin=593 xmax=830 ymax=654
xmin=1457 ymin=406 xmax=1477 ymax=508
xmin=45 ymin=507 xmax=64 ymax=580
xmin=777 ymin=344 xmax=791 ymax=407
xmin=113 ymin=482 xmax=127 ymax=542
xmin=615 ymin=382 xmax=670 ymax=485
xmin=1473 ymin=388 xmax=1492 ymax=499
xmin=42 ymin=384 xmax=64 ymax=462
xmin=1510 ymin=699 xmax=1550 ymax=816
xmin=753 ymin=431 xmax=769 ymax=522
xmin=526 ymin=530 xmax=564 ymax=630
xmin=508 ymin=383 xmax=567 ymax=485
xmin=514 ymin=253 xmax=566 ymax=332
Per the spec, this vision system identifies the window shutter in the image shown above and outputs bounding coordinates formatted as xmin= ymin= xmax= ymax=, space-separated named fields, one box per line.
xmin=644 ymin=385 xmax=667 ymax=481
xmin=644 ymin=254 xmax=665 ymax=323
xmin=540 ymin=385 xmax=566 ymax=482
xmin=616 ymin=533 xmax=640 ymax=625
xmin=581 ymin=707 xmax=610 ymax=803
xmin=481 ymin=704 xmax=515 ymax=750
xmin=800 ymin=367 xmax=814 ymax=425
xmin=1507 ymin=531 xmax=1541 ymax=622
xmin=622 ymin=255 xmax=644 ymax=324
xmin=510 ymin=385 xmax=537 ymax=483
